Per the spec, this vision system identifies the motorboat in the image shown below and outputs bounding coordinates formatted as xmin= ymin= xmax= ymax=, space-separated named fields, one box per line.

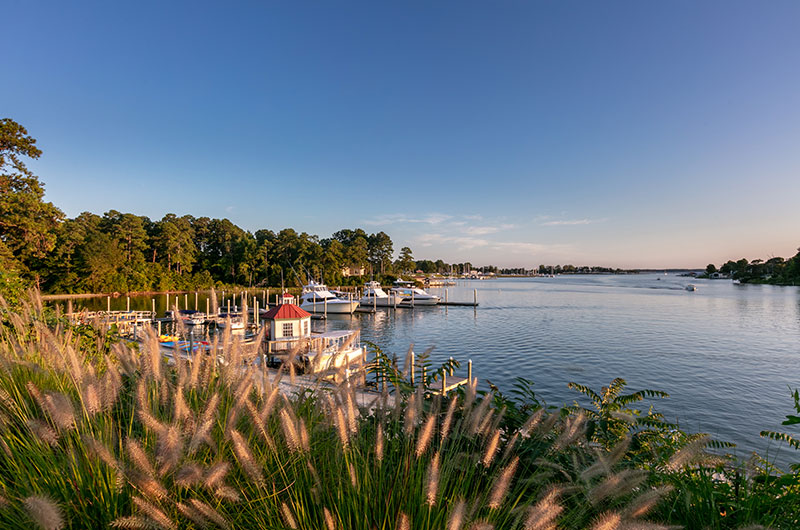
xmin=300 ymin=281 xmax=360 ymax=314
xmin=359 ymin=280 xmax=394 ymax=307
xmin=685 ymin=284 xmax=697 ymax=292
xmin=216 ymin=313 xmax=245 ymax=330
xmin=389 ymin=280 xmax=440 ymax=305
xmin=166 ymin=309 xmax=206 ymax=326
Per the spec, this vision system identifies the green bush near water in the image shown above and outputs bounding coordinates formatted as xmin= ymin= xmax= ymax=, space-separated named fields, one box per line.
xmin=0 ymin=293 xmax=798 ymax=529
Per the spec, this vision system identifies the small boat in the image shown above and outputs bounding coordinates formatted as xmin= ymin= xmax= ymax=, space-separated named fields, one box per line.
xmin=300 ymin=281 xmax=360 ymax=314
xmin=389 ymin=280 xmax=440 ymax=305
xmin=685 ymin=284 xmax=697 ymax=291
xmin=359 ymin=280 xmax=394 ymax=307
xmin=166 ymin=309 xmax=206 ymax=326
xmin=217 ymin=314 xmax=246 ymax=330
xmin=732 ymin=279 xmax=742 ymax=285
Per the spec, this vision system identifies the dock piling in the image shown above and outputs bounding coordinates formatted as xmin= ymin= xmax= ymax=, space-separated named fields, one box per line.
xmin=468 ymin=360 xmax=472 ymax=382
xmin=107 ymin=296 xmax=110 ymax=313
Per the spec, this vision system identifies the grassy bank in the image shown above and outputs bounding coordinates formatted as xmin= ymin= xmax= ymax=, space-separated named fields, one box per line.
xmin=0 ymin=293 xmax=798 ymax=529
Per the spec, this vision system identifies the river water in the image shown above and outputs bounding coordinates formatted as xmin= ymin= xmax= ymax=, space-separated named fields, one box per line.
xmin=63 ymin=274 xmax=800 ymax=465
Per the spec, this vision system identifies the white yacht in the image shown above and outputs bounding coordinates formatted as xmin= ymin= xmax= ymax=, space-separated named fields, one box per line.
xmin=389 ymin=280 xmax=440 ymax=305
xmin=216 ymin=314 xmax=245 ymax=331
xmin=300 ymin=281 xmax=360 ymax=314
xmin=359 ymin=280 xmax=394 ymax=307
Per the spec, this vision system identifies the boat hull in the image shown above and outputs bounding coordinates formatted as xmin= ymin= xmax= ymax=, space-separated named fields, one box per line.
xmin=301 ymin=301 xmax=360 ymax=314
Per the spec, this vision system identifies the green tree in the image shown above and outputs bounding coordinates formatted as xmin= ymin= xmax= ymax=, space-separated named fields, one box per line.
xmin=368 ymin=231 xmax=394 ymax=274
xmin=397 ymin=246 xmax=414 ymax=273
xmin=155 ymin=214 xmax=196 ymax=275
xmin=705 ymin=263 xmax=717 ymax=275
xmin=0 ymin=118 xmax=63 ymax=279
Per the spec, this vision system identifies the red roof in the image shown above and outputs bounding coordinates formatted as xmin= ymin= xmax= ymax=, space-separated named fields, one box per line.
xmin=262 ymin=303 xmax=310 ymax=320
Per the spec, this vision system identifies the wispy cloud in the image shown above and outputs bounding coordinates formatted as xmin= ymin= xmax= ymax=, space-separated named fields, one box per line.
xmin=415 ymin=233 xmax=570 ymax=255
xmin=416 ymin=233 xmax=490 ymax=250
xmin=463 ymin=223 xmax=516 ymax=236
xmin=540 ymin=218 xmax=606 ymax=227
xmin=363 ymin=213 xmax=452 ymax=226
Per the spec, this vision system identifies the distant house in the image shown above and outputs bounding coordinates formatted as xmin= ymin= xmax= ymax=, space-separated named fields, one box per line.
xmin=341 ymin=266 xmax=365 ymax=277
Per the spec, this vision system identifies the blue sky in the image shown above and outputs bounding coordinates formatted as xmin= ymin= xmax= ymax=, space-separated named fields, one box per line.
xmin=3 ymin=1 xmax=799 ymax=268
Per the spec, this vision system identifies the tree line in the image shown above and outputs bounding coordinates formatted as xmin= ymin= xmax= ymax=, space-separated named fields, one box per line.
xmin=705 ymin=253 xmax=800 ymax=285
xmin=1 ymin=119 xmax=478 ymax=298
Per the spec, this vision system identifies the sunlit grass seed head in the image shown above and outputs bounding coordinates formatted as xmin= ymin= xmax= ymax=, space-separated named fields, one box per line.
xmin=426 ymin=451 xmax=441 ymax=506
xmin=416 ymin=415 xmax=436 ymax=458
xmin=590 ymin=511 xmax=622 ymax=530
xmin=131 ymin=496 xmax=175 ymax=530
xmin=523 ymin=486 xmax=563 ymax=530
xmin=447 ymin=499 xmax=467 ymax=530
xmin=488 ymin=456 xmax=519 ymax=509
xmin=23 ymin=495 xmax=64 ymax=530
xmin=482 ymin=429 xmax=501 ymax=467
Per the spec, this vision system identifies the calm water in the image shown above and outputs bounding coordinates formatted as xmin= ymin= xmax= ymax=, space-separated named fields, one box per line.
xmin=326 ymin=275 xmax=800 ymax=464
xmin=63 ymin=275 xmax=800 ymax=464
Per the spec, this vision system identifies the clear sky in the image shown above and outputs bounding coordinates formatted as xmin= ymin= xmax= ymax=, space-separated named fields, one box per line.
xmin=3 ymin=1 xmax=799 ymax=268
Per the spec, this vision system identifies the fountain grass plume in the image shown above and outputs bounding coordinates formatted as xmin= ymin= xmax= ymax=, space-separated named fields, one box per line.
xmin=416 ymin=414 xmax=436 ymax=458
xmin=426 ymin=451 xmax=441 ymax=506
xmin=131 ymin=496 xmax=175 ymax=530
xmin=23 ymin=495 xmax=64 ymax=530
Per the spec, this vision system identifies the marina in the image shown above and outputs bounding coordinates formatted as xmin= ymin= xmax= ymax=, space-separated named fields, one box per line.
xmin=54 ymin=274 xmax=800 ymax=463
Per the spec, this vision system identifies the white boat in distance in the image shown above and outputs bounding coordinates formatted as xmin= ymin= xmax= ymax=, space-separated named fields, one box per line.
xmin=389 ymin=280 xmax=440 ymax=305
xmin=359 ymin=280 xmax=395 ymax=307
xmin=300 ymin=281 xmax=360 ymax=314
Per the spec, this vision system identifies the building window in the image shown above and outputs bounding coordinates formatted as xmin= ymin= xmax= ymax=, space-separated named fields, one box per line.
xmin=282 ymin=322 xmax=294 ymax=337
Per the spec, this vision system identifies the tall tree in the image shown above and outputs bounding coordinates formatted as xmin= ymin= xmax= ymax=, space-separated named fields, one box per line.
xmin=368 ymin=231 xmax=394 ymax=274
xmin=397 ymin=246 xmax=414 ymax=273
xmin=0 ymin=118 xmax=63 ymax=277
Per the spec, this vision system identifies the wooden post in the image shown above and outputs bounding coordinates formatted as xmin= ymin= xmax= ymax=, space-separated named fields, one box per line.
xmin=442 ymin=372 xmax=447 ymax=395
xmin=126 ymin=296 xmax=130 ymax=312
xmin=107 ymin=296 xmax=110 ymax=313
xmin=195 ymin=291 xmax=198 ymax=310
xmin=227 ymin=300 xmax=230 ymax=314
xmin=206 ymin=297 xmax=210 ymax=316
xmin=152 ymin=298 xmax=156 ymax=319
xmin=324 ymin=297 xmax=327 ymax=318
xmin=157 ymin=320 xmax=161 ymax=336
xmin=445 ymin=289 xmax=448 ymax=304
xmin=409 ymin=351 xmax=415 ymax=385
xmin=67 ymin=299 xmax=72 ymax=318
xmin=255 ymin=300 xmax=259 ymax=329
xmin=449 ymin=356 xmax=454 ymax=376
xmin=474 ymin=289 xmax=477 ymax=306
xmin=468 ymin=360 xmax=473 ymax=383
xmin=166 ymin=293 xmax=169 ymax=313
xmin=184 ymin=293 xmax=188 ymax=309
